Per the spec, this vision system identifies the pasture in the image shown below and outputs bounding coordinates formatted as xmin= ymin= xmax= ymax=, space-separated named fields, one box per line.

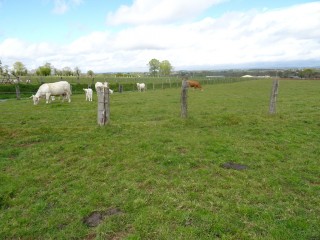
xmin=0 ymin=79 xmax=319 ymax=239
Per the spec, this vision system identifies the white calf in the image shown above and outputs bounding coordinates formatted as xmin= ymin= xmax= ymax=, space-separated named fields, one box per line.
xmin=136 ymin=83 xmax=146 ymax=92
xmin=83 ymin=88 xmax=93 ymax=101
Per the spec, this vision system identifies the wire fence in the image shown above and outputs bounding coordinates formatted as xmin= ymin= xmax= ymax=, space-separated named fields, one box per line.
xmin=0 ymin=77 xmax=254 ymax=99
xmin=1 ymin=80 xmax=319 ymax=130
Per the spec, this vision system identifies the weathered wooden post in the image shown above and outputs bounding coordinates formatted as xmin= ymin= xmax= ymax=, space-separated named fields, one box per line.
xmin=118 ymin=84 xmax=123 ymax=93
xmin=269 ymin=79 xmax=279 ymax=114
xmin=97 ymin=86 xmax=110 ymax=126
xmin=181 ymin=80 xmax=188 ymax=118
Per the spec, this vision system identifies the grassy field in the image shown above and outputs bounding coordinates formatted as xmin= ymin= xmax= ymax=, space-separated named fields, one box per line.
xmin=0 ymin=79 xmax=319 ymax=239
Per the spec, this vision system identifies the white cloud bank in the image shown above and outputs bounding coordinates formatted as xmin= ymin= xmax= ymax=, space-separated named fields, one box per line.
xmin=1 ymin=1 xmax=320 ymax=72
xmin=106 ymin=0 xmax=226 ymax=25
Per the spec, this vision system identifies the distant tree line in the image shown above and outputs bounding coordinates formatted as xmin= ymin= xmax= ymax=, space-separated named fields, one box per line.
xmin=1 ymin=59 xmax=319 ymax=80
xmin=0 ymin=60 xmax=95 ymax=80
xmin=0 ymin=58 xmax=175 ymax=80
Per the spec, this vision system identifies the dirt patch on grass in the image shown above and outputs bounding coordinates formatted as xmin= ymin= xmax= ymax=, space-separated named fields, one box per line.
xmin=83 ymin=208 xmax=123 ymax=227
xmin=221 ymin=162 xmax=248 ymax=170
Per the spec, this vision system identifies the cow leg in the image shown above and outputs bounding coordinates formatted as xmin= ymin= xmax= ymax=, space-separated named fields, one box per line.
xmin=46 ymin=93 xmax=51 ymax=103
xmin=66 ymin=92 xmax=71 ymax=102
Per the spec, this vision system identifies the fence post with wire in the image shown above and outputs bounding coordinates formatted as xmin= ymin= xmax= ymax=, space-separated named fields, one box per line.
xmin=97 ymin=86 xmax=110 ymax=126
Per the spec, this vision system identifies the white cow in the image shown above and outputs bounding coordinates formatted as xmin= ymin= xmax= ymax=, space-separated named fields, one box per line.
xmin=95 ymin=82 xmax=113 ymax=94
xmin=95 ymin=82 xmax=108 ymax=90
xmin=31 ymin=81 xmax=72 ymax=105
xmin=83 ymin=88 xmax=93 ymax=101
xmin=136 ymin=83 xmax=146 ymax=92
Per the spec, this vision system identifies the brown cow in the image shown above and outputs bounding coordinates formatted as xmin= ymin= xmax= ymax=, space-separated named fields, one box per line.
xmin=187 ymin=80 xmax=203 ymax=91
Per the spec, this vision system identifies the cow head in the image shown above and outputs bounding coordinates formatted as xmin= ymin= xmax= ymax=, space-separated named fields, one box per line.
xmin=30 ymin=95 xmax=40 ymax=105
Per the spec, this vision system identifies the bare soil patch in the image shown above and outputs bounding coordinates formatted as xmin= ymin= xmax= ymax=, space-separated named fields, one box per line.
xmin=221 ymin=162 xmax=248 ymax=170
xmin=83 ymin=208 xmax=123 ymax=227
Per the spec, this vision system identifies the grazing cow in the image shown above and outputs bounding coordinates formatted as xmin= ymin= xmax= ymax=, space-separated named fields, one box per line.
xmin=30 ymin=81 xmax=72 ymax=105
xmin=136 ymin=83 xmax=146 ymax=92
xmin=83 ymin=88 xmax=93 ymax=101
xmin=187 ymin=80 xmax=203 ymax=91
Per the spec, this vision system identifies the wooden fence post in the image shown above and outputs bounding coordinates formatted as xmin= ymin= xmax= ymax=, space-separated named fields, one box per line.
xmin=118 ymin=84 xmax=123 ymax=93
xmin=181 ymin=80 xmax=188 ymax=118
xmin=97 ymin=87 xmax=110 ymax=126
xmin=269 ymin=79 xmax=279 ymax=114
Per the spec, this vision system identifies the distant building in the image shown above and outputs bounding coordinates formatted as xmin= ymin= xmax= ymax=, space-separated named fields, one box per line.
xmin=241 ymin=75 xmax=253 ymax=78
xmin=241 ymin=75 xmax=271 ymax=78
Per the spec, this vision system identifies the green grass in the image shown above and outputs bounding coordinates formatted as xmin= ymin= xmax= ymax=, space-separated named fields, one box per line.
xmin=0 ymin=79 xmax=319 ymax=239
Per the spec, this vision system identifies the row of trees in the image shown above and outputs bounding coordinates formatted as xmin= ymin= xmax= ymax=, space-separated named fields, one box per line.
xmin=0 ymin=60 xmax=95 ymax=79
xmin=2 ymin=59 xmax=318 ymax=79
xmin=0 ymin=60 xmax=28 ymax=78
xmin=1 ymin=58 xmax=174 ymax=79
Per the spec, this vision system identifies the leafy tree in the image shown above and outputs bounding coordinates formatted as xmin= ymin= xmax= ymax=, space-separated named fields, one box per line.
xmin=148 ymin=59 xmax=160 ymax=76
xmin=12 ymin=61 xmax=27 ymax=76
xmin=0 ymin=60 xmax=2 ymax=76
xmin=298 ymin=68 xmax=316 ymax=78
xmin=87 ymin=70 xmax=94 ymax=78
xmin=36 ymin=62 xmax=52 ymax=76
xmin=160 ymin=60 xmax=173 ymax=76
xmin=62 ymin=67 xmax=73 ymax=76
xmin=74 ymin=67 xmax=81 ymax=77
xmin=54 ymin=68 xmax=63 ymax=76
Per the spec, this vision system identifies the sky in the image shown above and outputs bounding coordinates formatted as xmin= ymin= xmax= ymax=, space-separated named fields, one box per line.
xmin=0 ymin=0 xmax=319 ymax=73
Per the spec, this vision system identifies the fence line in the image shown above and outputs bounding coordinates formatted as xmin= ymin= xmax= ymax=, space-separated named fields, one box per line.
xmin=0 ymin=77 xmax=255 ymax=98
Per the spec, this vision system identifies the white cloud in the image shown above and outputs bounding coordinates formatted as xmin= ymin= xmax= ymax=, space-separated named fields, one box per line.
xmin=1 ymin=2 xmax=320 ymax=72
xmin=52 ymin=0 xmax=83 ymax=14
xmin=106 ymin=0 xmax=226 ymax=26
